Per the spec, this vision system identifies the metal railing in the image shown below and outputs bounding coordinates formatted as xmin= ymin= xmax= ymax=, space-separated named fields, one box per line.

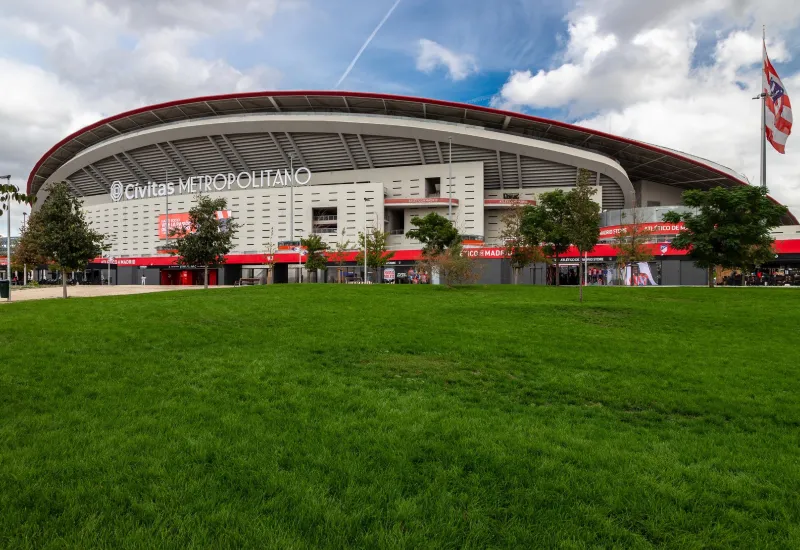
xmin=313 ymin=215 xmax=338 ymax=222
xmin=389 ymin=229 xmax=405 ymax=236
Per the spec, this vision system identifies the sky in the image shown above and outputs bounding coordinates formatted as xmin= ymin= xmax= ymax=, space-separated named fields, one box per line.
xmin=2 ymin=0 xmax=800 ymax=236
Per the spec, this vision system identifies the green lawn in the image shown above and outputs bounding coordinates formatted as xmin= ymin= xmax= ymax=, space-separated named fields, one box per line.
xmin=1 ymin=286 xmax=799 ymax=549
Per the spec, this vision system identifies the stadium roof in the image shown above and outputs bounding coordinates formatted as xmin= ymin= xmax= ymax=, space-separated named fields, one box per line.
xmin=28 ymin=90 xmax=797 ymax=224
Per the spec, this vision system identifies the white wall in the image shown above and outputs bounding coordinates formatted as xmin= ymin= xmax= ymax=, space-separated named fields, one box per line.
xmin=82 ymin=161 xmax=485 ymax=257
xmin=634 ymin=180 xmax=685 ymax=207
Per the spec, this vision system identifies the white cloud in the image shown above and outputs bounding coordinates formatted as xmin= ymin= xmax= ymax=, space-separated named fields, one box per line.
xmin=492 ymin=0 xmax=800 ymax=217
xmin=416 ymin=39 xmax=478 ymax=81
xmin=0 ymin=0 xmax=287 ymax=235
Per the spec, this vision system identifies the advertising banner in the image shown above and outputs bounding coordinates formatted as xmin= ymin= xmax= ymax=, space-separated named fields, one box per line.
xmin=599 ymin=222 xmax=685 ymax=238
xmin=158 ymin=211 xmax=230 ymax=240
xmin=624 ymin=262 xmax=658 ymax=286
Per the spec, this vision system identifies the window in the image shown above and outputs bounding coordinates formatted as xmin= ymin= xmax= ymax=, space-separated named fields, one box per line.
xmin=425 ymin=177 xmax=441 ymax=198
xmin=503 ymin=192 xmax=520 ymax=200
xmin=312 ymin=207 xmax=338 ymax=235
xmin=647 ymin=201 xmax=661 ymax=207
xmin=388 ymin=209 xmax=405 ymax=235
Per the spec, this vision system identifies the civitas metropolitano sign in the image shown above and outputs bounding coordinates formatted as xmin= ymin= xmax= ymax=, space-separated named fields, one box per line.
xmin=109 ymin=168 xmax=312 ymax=202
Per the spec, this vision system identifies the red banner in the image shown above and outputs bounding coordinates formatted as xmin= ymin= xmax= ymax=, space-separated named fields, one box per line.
xmin=158 ymin=213 xmax=192 ymax=240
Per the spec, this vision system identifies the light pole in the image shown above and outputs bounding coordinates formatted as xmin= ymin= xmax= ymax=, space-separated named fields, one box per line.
xmin=289 ymin=153 xmax=299 ymax=282
xmin=363 ymin=197 xmax=371 ymax=284
xmin=2 ymin=175 xmax=11 ymax=296
xmin=22 ymin=212 xmax=27 ymax=286
xmin=448 ymin=137 xmax=453 ymax=221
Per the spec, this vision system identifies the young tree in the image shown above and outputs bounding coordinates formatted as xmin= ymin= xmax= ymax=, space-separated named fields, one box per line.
xmin=301 ymin=233 xmax=328 ymax=281
xmin=27 ymin=182 xmax=106 ymax=298
xmin=416 ymin=244 xmax=480 ymax=287
xmin=263 ymin=227 xmax=277 ymax=284
xmin=566 ymin=168 xmax=601 ymax=302
xmin=501 ymin=205 xmax=544 ymax=284
xmin=406 ymin=212 xmax=460 ymax=285
xmin=355 ymin=228 xmax=395 ymax=283
xmin=12 ymin=213 xmax=47 ymax=280
xmin=664 ymin=186 xmax=787 ymax=287
xmin=520 ymin=191 xmax=570 ymax=285
xmin=171 ymin=194 xmax=239 ymax=289
xmin=611 ymin=209 xmax=654 ymax=283
xmin=329 ymin=229 xmax=352 ymax=283
xmin=405 ymin=212 xmax=460 ymax=255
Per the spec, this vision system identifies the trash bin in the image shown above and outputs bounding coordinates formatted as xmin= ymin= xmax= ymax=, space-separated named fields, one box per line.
xmin=0 ymin=280 xmax=9 ymax=299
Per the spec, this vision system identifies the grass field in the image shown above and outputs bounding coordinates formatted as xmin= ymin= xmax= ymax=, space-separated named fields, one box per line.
xmin=1 ymin=285 xmax=799 ymax=548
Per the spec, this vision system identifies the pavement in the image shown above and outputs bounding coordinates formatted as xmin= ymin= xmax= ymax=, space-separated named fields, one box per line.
xmin=0 ymin=284 xmax=231 ymax=303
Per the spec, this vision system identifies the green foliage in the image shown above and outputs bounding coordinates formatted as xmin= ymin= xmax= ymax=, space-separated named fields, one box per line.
xmin=12 ymin=214 xmax=47 ymax=268
xmin=0 ymin=182 xmax=35 ymax=219
xmin=301 ymin=233 xmax=328 ymax=272
xmin=28 ymin=182 xmax=106 ymax=297
xmin=171 ymin=194 xmax=239 ymax=287
xmin=406 ymin=212 xmax=460 ymax=254
xmin=1 ymin=286 xmax=799 ymax=547
xmin=664 ymin=186 xmax=787 ymax=286
xmin=501 ymin=206 xmax=544 ymax=284
xmin=355 ymin=228 xmax=395 ymax=269
xmin=566 ymin=169 xmax=601 ymax=301
xmin=520 ymin=190 xmax=571 ymax=285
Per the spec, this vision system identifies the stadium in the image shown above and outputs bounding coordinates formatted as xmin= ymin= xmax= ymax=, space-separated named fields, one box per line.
xmin=25 ymin=91 xmax=800 ymax=286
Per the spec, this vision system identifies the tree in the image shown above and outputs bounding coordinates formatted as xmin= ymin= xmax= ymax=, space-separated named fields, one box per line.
xmin=355 ymin=228 xmax=395 ymax=283
xmin=521 ymin=191 xmax=571 ymax=285
xmin=27 ymin=182 xmax=106 ymax=298
xmin=611 ymin=209 xmax=654 ymax=284
xmin=301 ymin=234 xmax=328 ymax=280
xmin=406 ymin=212 xmax=460 ymax=255
xmin=329 ymin=229 xmax=352 ymax=283
xmin=171 ymin=194 xmax=239 ymax=289
xmin=416 ymin=244 xmax=479 ymax=287
xmin=1 ymin=182 xmax=34 ymax=221
xmin=566 ymin=169 xmax=601 ymax=302
xmin=664 ymin=186 xmax=787 ymax=287
xmin=501 ymin=205 xmax=545 ymax=284
xmin=12 ymin=213 xmax=47 ymax=276
xmin=263 ymin=227 xmax=277 ymax=284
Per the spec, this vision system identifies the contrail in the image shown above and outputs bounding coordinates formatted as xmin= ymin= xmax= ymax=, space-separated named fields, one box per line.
xmin=334 ymin=0 xmax=403 ymax=89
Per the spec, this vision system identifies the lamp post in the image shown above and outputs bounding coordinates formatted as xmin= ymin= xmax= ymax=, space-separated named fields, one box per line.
xmin=448 ymin=137 xmax=453 ymax=221
xmin=289 ymin=153 xmax=299 ymax=282
xmin=22 ymin=211 xmax=27 ymax=286
xmin=2 ymin=175 xmax=11 ymax=298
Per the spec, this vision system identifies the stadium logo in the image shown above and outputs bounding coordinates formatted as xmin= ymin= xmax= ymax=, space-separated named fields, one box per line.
xmin=110 ymin=181 xmax=124 ymax=202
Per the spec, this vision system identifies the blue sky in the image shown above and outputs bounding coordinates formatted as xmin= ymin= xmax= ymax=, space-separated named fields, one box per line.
xmin=1 ymin=0 xmax=800 ymax=232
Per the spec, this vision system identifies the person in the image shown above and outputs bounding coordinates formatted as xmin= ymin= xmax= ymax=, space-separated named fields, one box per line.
xmin=141 ymin=274 xmax=147 ymax=285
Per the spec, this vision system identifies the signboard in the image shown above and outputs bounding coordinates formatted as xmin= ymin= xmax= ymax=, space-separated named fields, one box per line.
xmin=110 ymin=167 xmax=312 ymax=203
xmin=599 ymin=222 xmax=685 ymax=238
xmin=158 ymin=210 xmax=230 ymax=240
xmin=384 ymin=268 xmax=396 ymax=281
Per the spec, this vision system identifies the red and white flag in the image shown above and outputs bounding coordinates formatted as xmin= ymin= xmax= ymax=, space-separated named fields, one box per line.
xmin=763 ymin=41 xmax=792 ymax=154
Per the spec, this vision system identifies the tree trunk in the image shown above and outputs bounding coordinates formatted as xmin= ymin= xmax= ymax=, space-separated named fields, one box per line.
xmin=62 ymin=269 xmax=68 ymax=299
xmin=579 ymin=259 xmax=584 ymax=303
xmin=204 ymin=266 xmax=209 ymax=289
xmin=555 ymin=256 xmax=560 ymax=286
xmin=513 ymin=267 xmax=518 ymax=285
xmin=708 ymin=266 xmax=714 ymax=288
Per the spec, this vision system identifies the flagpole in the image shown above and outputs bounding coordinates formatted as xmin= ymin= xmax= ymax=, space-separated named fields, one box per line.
xmin=761 ymin=25 xmax=767 ymax=190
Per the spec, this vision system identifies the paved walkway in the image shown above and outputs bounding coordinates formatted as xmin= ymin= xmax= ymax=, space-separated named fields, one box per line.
xmin=1 ymin=285 xmax=231 ymax=303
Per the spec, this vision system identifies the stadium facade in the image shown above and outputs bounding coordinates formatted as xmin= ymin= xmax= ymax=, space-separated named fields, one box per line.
xmin=24 ymin=91 xmax=800 ymax=286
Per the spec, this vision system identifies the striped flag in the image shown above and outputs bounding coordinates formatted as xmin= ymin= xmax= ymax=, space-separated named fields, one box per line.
xmin=763 ymin=40 xmax=792 ymax=154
